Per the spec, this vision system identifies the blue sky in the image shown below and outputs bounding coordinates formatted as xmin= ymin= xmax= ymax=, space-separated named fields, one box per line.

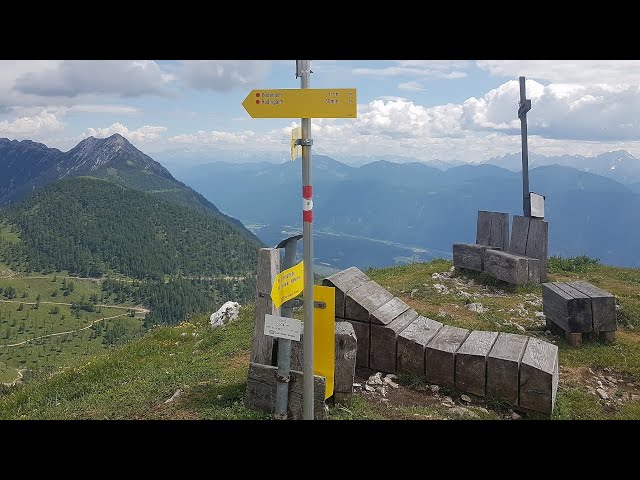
xmin=2 ymin=60 xmax=640 ymax=165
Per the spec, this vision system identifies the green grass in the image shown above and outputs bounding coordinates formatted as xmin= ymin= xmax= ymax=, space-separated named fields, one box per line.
xmin=0 ymin=307 xmax=267 ymax=419
xmin=1 ymin=256 xmax=639 ymax=420
xmin=548 ymin=255 xmax=601 ymax=274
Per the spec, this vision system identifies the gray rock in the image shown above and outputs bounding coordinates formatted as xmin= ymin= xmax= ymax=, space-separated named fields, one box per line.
xmin=380 ymin=398 xmax=390 ymax=406
xmin=460 ymin=394 xmax=472 ymax=403
xmin=385 ymin=373 xmax=398 ymax=380
xmin=465 ymin=302 xmax=486 ymax=313
xmin=449 ymin=406 xmax=480 ymax=419
xmin=511 ymin=412 xmax=522 ymax=420
xmin=364 ymin=384 xmax=375 ymax=393
xmin=442 ymin=396 xmax=454 ymax=406
xmin=164 ymin=389 xmax=183 ymax=404
xmin=430 ymin=385 xmax=440 ymax=393
xmin=375 ymin=386 xmax=387 ymax=396
xmin=383 ymin=377 xmax=399 ymax=389
xmin=210 ymin=301 xmax=240 ymax=329
xmin=410 ymin=289 xmax=419 ymax=298
xmin=596 ymin=388 xmax=609 ymax=400
xmin=367 ymin=372 xmax=383 ymax=385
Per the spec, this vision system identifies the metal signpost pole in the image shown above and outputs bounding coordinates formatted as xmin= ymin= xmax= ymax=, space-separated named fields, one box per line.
xmin=518 ymin=76 xmax=532 ymax=217
xmin=298 ymin=59 xmax=315 ymax=420
xmin=273 ymin=235 xmax=302 ymax=419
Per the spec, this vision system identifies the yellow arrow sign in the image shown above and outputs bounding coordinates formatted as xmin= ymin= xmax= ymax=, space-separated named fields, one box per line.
xmin=270 ymin=260 xmax=304 ymax=308
xmin=242 ymin=88 xmax=357 ymax=118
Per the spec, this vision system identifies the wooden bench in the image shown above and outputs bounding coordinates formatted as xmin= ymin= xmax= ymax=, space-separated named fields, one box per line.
xmin=542 ymin=281 xmax=617 ymax=346
xmin=452 ymin=211 xmax=509 ymax=272
xmin=484 ymin=215 xmax=548 ymax=285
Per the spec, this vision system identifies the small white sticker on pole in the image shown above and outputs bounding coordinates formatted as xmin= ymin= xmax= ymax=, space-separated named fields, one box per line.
xmin=264 ymin=314 xmax=303 ymax=341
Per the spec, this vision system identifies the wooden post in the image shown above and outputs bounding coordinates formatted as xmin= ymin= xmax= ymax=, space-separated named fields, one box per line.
xmin=369 ymin=308 xmax=418 ymax=373
xmin=397 ymin=316 xmax=443 ymax=376
xmin=425 ymin=325 xmax=470 ymax=388
xmin=250 ymin=248 xmax=280 ymax=365
xmin=455 ymin=330 xmax=499 ymax=397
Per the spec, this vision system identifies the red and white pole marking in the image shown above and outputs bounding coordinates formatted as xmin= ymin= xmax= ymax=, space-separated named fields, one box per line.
xmin=303 ymin=185 xmax=313 ymax=223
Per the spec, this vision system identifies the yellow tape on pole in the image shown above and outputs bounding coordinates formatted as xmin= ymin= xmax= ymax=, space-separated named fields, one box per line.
xmin=313 ymin=285 xmax=335 ymax=399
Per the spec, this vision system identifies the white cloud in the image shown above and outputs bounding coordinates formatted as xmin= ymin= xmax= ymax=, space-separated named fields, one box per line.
xmin=66 ymin=104 xmax=139 ymax=114
xmin=14 ymin=60 xmax=171 ymax=98
xmin=180 ymin=61 xmax=271 ymax=91
xmin=398 ymin=81 xmax=426 ymax=92
xmin=169 ymin=130 xmax=260 ymax=145
xmin=477 ymin=60 xmax=640 ymax=85
xmin=81 ymin=123 xmax=167 ymax=144
xmin=0 ymin=110 xmax=63 ymax=136
xmin=354 ymin=60 xmax=471 ymax=79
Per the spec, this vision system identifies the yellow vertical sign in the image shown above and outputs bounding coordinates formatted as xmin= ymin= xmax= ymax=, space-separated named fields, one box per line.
xmin=291 ymin=127 xmax=302 ymax=161
xmin=313 ymin=285 xmax=335 ymax=400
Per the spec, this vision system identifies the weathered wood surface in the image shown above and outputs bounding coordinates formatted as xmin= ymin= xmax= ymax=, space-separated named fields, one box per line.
xmin=369 ymin=309 xmax=419 ymax=373
xmin=526 ymin=218 xmax=548 ymax=281
xmin=484 ymin=250 xmax=530 ymax=285
xmin=397 ymin=316 xmax=443 ymax=375
xmin=345 ymin=280 xmax=394 ymax=322
xmin=527 ymin=258 xmax=541 ymax=284
xmin=346 ymin=319 xmax=370 ymax=367
xmin=250 ymin=248 xmax=279 ymax=365
xmin=542 ymin=282 xmax=593 ymax=333
xmin=476 ymin=211 xmax=509 ymax=249
xmin=509 ymin=215 xmax=530 ymax=255
xmin=519 ymin=338 xmax=558 ymax=415
xmin=476 ymin=210 xmax=492 ymax=246
xmin=569 ymin=281 xmax=616 ymax=333
xmin=452 ymin=243 xmax=485 ymax=271
xmin=370 ymin=296 xmax=410 ymax=326
xmin=289 ymin=337 xmax=303 ymax=371
xmin=425 ymin=325 xmax=470 ymax=388
xmin=455 ymin=330 xmax=499 ymax=397
xmin=245 ymin=362 xmax=327 ymax=420
xmin=322 ymin=267 xmax=370 ymax=318
xmin=334 ymin=322 xmax=357 ymax=400
xmin=486 ymin=332 xmax=529 ymax=405
xmin=489 ymin=211 xmax=510 ymax=250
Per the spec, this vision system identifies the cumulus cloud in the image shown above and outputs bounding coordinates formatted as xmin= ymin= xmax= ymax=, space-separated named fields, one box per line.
xmin=354 ymin=60 xmax=471 ymax=79
xmin=477 ymin=60 xmax=640 ymax=85
xmin=15 ymin=60 xmax=171 ymax=98
xmin=0 ymin=109 xmax=63 ymax=135
xmin=81 ymin=123 xmax=167 ymax=144
xmin=180 ymin=61 xmax=270 ymax=91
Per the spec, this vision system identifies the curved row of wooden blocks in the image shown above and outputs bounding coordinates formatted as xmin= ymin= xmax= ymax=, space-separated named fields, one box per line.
xmin=323 ymin=267 xmax=559 ymax=415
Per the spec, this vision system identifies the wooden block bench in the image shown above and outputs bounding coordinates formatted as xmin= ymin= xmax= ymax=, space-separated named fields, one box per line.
xmin=484 ymin=215 xmax=548 ymax=285
xmin=316 ymin=266 xmax=560 ymax=415
xmin=542 ymin=281 xmax=617 ymax=346
xmin=453 ymin=210 xmax=509 ymax=272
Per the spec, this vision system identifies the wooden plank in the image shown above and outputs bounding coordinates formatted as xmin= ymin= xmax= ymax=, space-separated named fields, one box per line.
xmin=322 ymin=267 xmax=370 ymax=318
xmin=244 ymin=362 xmax=327 ymax=420
xmin=369 ymin=309 xmax=419 ymax=373
xmin=452 ymin=243 xmax=485 ymax=271
xmin=425 ymin=325 xmax=470 ymax=388
xmin=370 ymin=296 xmax=410 ymax=326
xmin=542 ymin=282 xmax=593 ymax=333
xmin=526 ymin=219 xmax=548 ymax=282
xmin=509 ymin=215 xmax=530 ymax=255
xmin=250 ymin=248 xmax=279 ymax=365
xmin=484 ymin=249 xmax=529 ymax=285
xmin=344 ymin=280 xmax=394 ymax=322
xmin=527 ymin=258 xmax=541 ymax=284
xmin=345 ymin=319 xmax=370 ymax=367
xmin=334 ymin=322 xmax=357 ymax=398
xmin=486 ymin=333 xmax=529 ymax=405
xmin=455 ymin=330 xmax=499 ymax=397
xmin=569 ymin=281 xmax=617 ymax=333
xmin=397 ymin=316 xmax=443 ymax=376
xmin=476 ymin=210 xmax=492 ymax=246
xmin=519 ymin=337 xmax=559 ymax=415
xmin=489 ymin=212 xmax=509 ymax=250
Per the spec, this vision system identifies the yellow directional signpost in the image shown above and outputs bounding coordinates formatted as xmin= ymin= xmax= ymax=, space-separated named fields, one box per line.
xmin=242 ymin=88 xmax=357 ymax=118
xmin=244 ymin=60 xmax=357 ymax=419
xmin=270 ymin=260 xmax=304 ymax=308
xmin=313 ymin=285 xmax=335 ymax=400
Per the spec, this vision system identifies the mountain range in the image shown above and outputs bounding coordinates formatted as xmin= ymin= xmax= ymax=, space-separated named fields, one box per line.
xmin=174 ymin=155 xmax=640 ymax=269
